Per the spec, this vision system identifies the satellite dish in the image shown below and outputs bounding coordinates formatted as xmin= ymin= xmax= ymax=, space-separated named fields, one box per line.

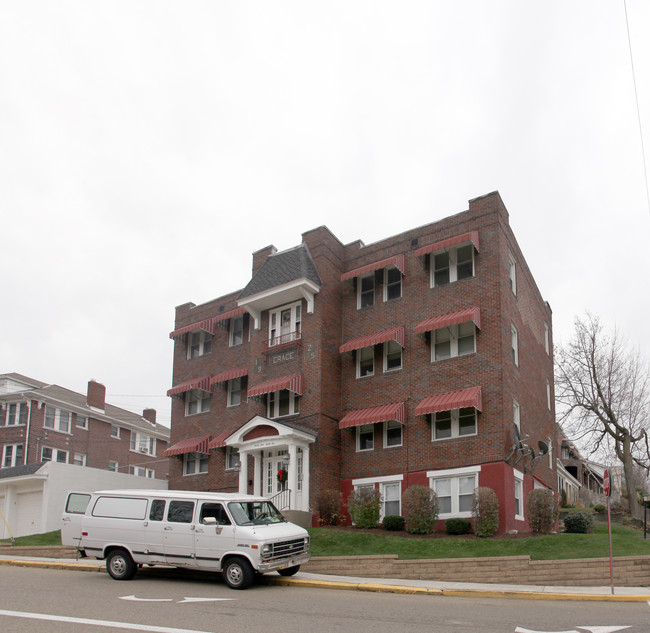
xmin=538 ymin=440 xmax=549 ymax=455
xmin=529 ymin=448 xmax=536 ymax=460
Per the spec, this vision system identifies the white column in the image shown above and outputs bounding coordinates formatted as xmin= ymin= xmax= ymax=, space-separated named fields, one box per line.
xmin=288 ymin=444 xmax=298 ymax=510
xmin=301 ymin=445 xmax=310 ymax=512
xmin=238 ymin=451 xmax=248 ymax=495
xmin=253 ymin=452 xmax=262 ymax=496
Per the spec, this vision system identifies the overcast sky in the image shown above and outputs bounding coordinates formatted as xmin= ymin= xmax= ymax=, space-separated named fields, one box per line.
xmin=2 ymin=1 xmax=649 ymax=429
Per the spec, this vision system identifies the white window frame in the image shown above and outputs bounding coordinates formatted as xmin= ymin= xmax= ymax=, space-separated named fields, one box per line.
xmin=357 ymin=273 xmax=375 ymax=309
xmin=430 ymin=244 xmax=475 ymax=287
xmin=226 ymin=446 xmax=240 ymax=470
xmin=2 ymin=443 xmax=24 ymax=468
xmin=432 ymin=322 xmax=476 ymax=361
xmin=356 ymin=424 xmax=374 ymax=452
xmin=44 ymin=406 xmax=72 ymax=433
xmin=73 ymin=452 xmax=86 ymax=466
xmin=76 ymin=415 xmax=88 ymax=430
xmin=130 ymin=432 xmax=156 ymax=456
xmin=431 ymin=408 xmax=477 ymax=441
xmin=183 ymin=452 xmax=209 ymax=475
xmin=42 ymin=446 xmax=69 ymax=463
xmin=110 ymin=424 xmax=121 ymax=439
xmin=268 ymin=301 xmax=302 ymax=347
xmin=5 ymin=402 xmax=28 ymax=426
xmin=511 ymin=324 xmax=519 ymax=366
xmin=185 ymin=389 xmax=210 ymax=416
xmin=352 ymin=475 xmax=404 ymax=520
xmin=384 ymin=420 xmax=402 ymax=448
xmin=383 ymin=339 xmax=402 ymax=372
xmin=546 ymin=380 xmax=552 ymax=411
xmin=513 ymin=399 xmax=521 ymax=432
xmin=544 ymin=323 xmax=550 ymax=355
xmin=381 ymin=481 xmax=401 ymax=519
xmin=267 ymin=389 xmax=300 ymax=418
xmin=547 ymin=436 xmax=553 ymax=468
xmin=130 ymin=465 xmax=155 ymax=478
xmin=509 ymin=253 xmax=517 ymax=295
xmin=187 ymin=329 xmax=212 ymax=359
xmin=383 ymin=266 xmax=402 ymax=302
xmin=227 ymin=378 xmax=242 ymax=407
xmin=357 ymin=346 xmax=374 ymax=378
xmin=428 ymin=466 xmax=480 ymax=519
xmin=108 ymin=461 xmax=119 ymax=472
xmin=229 ymin=315 xmax=244 ymax=347
xmin=514 ymin=470 xmax=524 ymax=520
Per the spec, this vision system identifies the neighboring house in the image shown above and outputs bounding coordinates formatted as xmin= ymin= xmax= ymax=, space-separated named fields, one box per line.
xmin=0 ymin=373 xmax=169 ymax=479
xmin=556 ymin=460 xmax=582 ymax=506
xmin=558 ymin=435 xmax=605 ymax=503
xmin=165 ymin=191 xmax=557 ymax=533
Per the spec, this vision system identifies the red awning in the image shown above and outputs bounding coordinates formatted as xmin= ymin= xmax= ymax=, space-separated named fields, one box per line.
xmin=213 ymin=307 xmax=246 ymax=325
xmin=340 ymin=326 xmax=405 ymax=353
xmin=169 ymin=319 xmax=215 ymax=340
xmin=341 ymin=254 xmax=405 ymax=281
xmin=208 ymin=429 xmax=237 ymax=449
xmin=415 ymin=307 xmax=481 ymax=334
xmin=164 ymin=434 xmax=212 ymax=457
xmin=414 ymin=231 xmax=480 ymax=257
xmin=415 ymin=387 xmax=483 ymax=416
xmin=166 ymin=375 xmax=211 ymax=397
xmin=247 ymin=373 xmax=303 ymax=398
xmin=210 ymin=366 xmax=249 ymax=387
xmin=339 ymin=402 xmax=405 ymax=429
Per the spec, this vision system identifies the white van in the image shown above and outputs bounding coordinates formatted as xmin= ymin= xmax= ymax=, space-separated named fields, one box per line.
xmin=61 ymin=489 xmax=310 ymax=590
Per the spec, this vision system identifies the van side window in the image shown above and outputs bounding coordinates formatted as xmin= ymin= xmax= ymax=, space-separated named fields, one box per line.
xmin=199 ymin=503 xmax=231 ymax=525
xmin=149 ymin=499 xmax=165 ymax=521
xmin=167 ymin=500 xmax=194 ymax=523
xmin=66 ymin=493 xmax=91 ymax=514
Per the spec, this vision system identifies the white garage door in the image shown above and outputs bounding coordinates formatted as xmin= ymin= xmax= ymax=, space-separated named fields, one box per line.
xmin=15 ymin=491 xmax=43 ymax=537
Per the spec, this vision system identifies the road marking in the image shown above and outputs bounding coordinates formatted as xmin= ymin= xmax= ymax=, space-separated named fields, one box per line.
xmin=0 ymin=609 xmax=212 ymax=633
xmin=178 ymin=597 xmax=234 ymax=603
xmin=120 ymin=595 xmax=174 ymax=602
xmin=577 ymin=628 xmax=631 ymax=633
xmin=119 ymin=595 xmax=234 ymax=604
xmin=515 ymin=628 xmax=578 ymax=633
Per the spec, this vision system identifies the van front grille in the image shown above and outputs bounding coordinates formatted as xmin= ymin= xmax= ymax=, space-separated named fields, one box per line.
xmin=266 ymin=537 xmax=308 ymax=560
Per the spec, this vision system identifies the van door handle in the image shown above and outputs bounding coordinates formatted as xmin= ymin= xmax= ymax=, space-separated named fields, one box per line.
xmin=195 ymin=528 xmax=204 ymax=534
xmin=164 ymin=526 xmax=173 ymax=531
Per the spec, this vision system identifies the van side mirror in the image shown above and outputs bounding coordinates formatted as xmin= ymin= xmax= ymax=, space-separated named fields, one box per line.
xmin=202 ymin=516 xmax=218 ymax=525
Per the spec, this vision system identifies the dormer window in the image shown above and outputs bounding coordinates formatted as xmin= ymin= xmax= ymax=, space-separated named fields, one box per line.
xmin=269 ymin=301 xmax=301 ymax=347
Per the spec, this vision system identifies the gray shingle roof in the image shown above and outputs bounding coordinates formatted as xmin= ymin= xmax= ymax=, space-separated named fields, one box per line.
xmin=0 ymin=462 xmax=45 ymax=480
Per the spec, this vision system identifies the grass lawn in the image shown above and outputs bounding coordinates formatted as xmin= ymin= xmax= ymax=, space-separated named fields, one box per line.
xmin=0 ymin=530 xmax=62 ymax=547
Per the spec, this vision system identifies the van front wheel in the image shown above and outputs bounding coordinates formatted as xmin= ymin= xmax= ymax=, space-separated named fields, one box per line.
xmin=106 ymin=548 xmax=137 ymax=581
xmin=222 ymin=557 xmax=254 ymax=590
xmin=277 ymin=565 xmax=300 ymax=577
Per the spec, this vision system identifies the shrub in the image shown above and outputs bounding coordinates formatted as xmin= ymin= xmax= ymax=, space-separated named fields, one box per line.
xmin=445 ymin=518 xmax=471 ymax=535
xmin=348 ymin=487 xmax=382 ymax=529
xmin=593 ymin=504 xmax=606 ymax=515
xmin=472 ymin=487 xmax=499 ymax=537
xmin=526 ymin=489 xmax=559 ymax=534
xmin=382 ymin=515 xmax=405 ymax=531
xmin=314 ymin=489 xmax=344 ymax=526
xmin=563 ymin=510 xmax=595 ymax=533
xmin=403 ymin=485 xmax=439 ymax=535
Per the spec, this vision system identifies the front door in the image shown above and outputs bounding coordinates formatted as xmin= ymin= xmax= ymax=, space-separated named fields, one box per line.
xmin=263 ymin=449 xmax=288 ymax=502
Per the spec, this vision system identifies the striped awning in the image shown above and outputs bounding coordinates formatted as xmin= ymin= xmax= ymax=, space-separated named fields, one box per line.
xmin=341 ymin=254 xmax=405 ymax=281
xmin=213 ymin=307 xmax=247 ymax=325
xmin=415 ymin=307 xmax=481 ymax=334
xmin=166 ymin=375 xmax=211 ymax=397
xmin=340 ymin=326 xmax=405 ymax=353
xmin=339 ymin=402 xmax=405 ymax=429
xmin=208 ymin=429 xmax=237 ymax=449
xmin=414 ymin=231 xmax=480 ymax=257
xmin=247 ymin=373 xmax=303 ymax=398
xmin=415 ymin=387 xmax=483 ymax=416
xmin=210 ymin=366 xmax=249 ymax=387
xmin=164 ymin=434 xmax=211 ymax=457
xmin=169 ymin=319 xmax=215 ymax=340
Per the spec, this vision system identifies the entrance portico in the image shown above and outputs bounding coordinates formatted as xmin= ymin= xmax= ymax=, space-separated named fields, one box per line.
xmin=224 ymin=415 xmax=316 ymax=513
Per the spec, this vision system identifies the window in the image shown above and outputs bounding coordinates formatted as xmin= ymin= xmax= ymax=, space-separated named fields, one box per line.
xmin=108 ymin=461 xmax=119 ymax=472
xmin=269 ymin=301 xmax=302 ymax=347
xmin=5 ymin=402 xmax=28 ymax=426
xmin=384 ymin=340 xmax=402 ymax=371
xmin=546 ymin=380 xmax=552 ymax=411
xmin=199 ymin=502 xmax=231 ymax=525
xmin=226 ymin=446 xmax=240 ymax=470
xmin=230 ymin=315 xmax=244 ymax=347
xmin=167 ymin=500 xmax=195 ymax=523
xmin=384 ymin=267 xmax=402 ymax=301
xmin=513 ymin=399 xmax=520 ymax=432
xmin=544 ymin=323 xmax=550 ymax=355
xmin=514 ymin=473 xmax=524 ymax=519
xmin=44 ymin=406 xmax=71 ymax=433
xmin=431 ymin=244 xmax=474 ymax=287
xmin=73 ymin=453 xmax=86 ymax=466
xmin=186 ymin=389 xmax=210 ymax=415
xmin=357 ymin=346 xmax=374 ymax=378
xmin=358 ymin=274 xmax=375 ymax=309
xmin=2 ymin=444 xmax=23 ymax=468
xmin=130 ymin=465 xmax=155 ymax=478
xmin=150 ymin=499 xmax=166 ymax=521
xmin=267 ymin=389 xmax=300 ymax=418
xmin=511 ymin=324 xmax=519 ymax=366
xmin=228 ymin=378 xmax=242 ymax=407
xmin=130 ymin=432 xmax=156 ymax=456
xmin=433 ymin=322 xmax=476 ymax=361
xmin=430 ymin=470 xmax=478 ymax=517
xmin=384 ymin=420 xmax=402 ymax=447
xmin=382 ymin=482 xmax=401 ymax=518
xmin=357 ymin=424 xmax=374 ymax=451
xmin=183 ymin=452 xmax=209 ymax=475
xmin=432 ymin=408 xmax=477 ymax=440
xmin=76 ymin=415 xmax=88 ymax=430
xmin=509 ymin=253 xmax=517 ymax=295
xmin=42 ymin=446 xmax=68 ymax=463
xmin=110 ymin=424 xmax=121 ymax=438
xmin=187 ymin=330 xmax=212 ymax=359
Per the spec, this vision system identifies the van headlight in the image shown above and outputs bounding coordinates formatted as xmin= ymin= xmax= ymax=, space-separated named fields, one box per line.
xmin=261 ymin=543 xmax=273 ymax=558
xmin=304 ymin=536 xmax=310 ymax=549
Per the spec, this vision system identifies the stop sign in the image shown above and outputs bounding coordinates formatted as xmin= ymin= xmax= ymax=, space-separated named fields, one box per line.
xmin=604 ymin=469 xmax=610 ymax=497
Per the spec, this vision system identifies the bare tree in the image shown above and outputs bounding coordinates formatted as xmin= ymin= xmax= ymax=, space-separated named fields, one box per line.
xmin=555 ymin=313 xmax=650 ymax=517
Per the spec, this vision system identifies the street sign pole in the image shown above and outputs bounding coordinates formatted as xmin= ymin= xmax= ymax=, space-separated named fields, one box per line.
xmin=604 ymin=469 xmax=614 ymax=595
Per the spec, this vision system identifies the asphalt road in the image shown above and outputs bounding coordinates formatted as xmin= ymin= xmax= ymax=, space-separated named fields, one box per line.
xmin=1 ymin=566 xmax=649 ymax=633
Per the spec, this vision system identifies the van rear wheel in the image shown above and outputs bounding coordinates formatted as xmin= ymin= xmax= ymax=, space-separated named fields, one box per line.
xmin=277 ymin=565 xmax=300 ymax=577
xmin=106 ymin=548 xmax=137 ymax=580
xmin=222 ymin=557 xmax=254 ymax=590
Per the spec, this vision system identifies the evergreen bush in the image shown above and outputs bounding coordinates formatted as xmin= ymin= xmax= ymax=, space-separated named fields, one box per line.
xmin=526 ymin=488 xmax=559 ymax=534
xmin=563 ymin=511 xmax=595 ymax=533
xmin=445 ymin=518 xmax=472 ymax=535
xmin=382 ymin=515 xmax=405 ymax=531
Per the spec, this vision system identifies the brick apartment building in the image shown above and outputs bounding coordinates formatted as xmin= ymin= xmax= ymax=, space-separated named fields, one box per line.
xmin=0 ymin=373 xmax=169 ymax=479
xmin=165 ymin=191 xmax=556 ymax=532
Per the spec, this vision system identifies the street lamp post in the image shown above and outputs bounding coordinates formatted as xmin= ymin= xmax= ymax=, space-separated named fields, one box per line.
xmin=644 ymin=494 xmax=649 ymax=540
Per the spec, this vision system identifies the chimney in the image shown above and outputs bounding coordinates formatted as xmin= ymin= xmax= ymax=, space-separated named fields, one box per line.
xmin=252 ymin=245 xmax=277 ymax=276
xmin=143 ymin=408 xmax=156 ymax=425
xmin=87 ymin=380 xmax=106 ymax=411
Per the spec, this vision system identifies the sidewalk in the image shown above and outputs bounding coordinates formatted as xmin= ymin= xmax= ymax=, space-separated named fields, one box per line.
xmin=2 ymin=554 xmax=649 ymax=602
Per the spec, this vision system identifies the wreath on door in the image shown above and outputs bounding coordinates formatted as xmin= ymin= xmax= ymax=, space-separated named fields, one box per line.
xmin=277 ymin=469 xmax=287 ymax=484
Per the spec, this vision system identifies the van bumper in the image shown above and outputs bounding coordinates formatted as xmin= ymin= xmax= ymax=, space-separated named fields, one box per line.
xmin=257 ymin=551 xmax=311 ymax=573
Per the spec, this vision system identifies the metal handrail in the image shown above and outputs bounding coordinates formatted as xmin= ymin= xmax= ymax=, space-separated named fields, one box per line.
xmin=270 ymin=488 xmax=292 ymax=511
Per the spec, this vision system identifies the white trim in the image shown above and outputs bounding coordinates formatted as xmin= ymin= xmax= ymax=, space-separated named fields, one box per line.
xmin=513 ymin=469 xmax=524 ymax=521
xmin=352 ymin=474 xmax=404 ymax=486
xmin=426 ymin=465 xmax=481 ymax=478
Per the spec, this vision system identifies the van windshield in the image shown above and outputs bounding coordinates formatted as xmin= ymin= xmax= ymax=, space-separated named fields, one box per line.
xmin=227 ymin=501 xmax=286 ymax=526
